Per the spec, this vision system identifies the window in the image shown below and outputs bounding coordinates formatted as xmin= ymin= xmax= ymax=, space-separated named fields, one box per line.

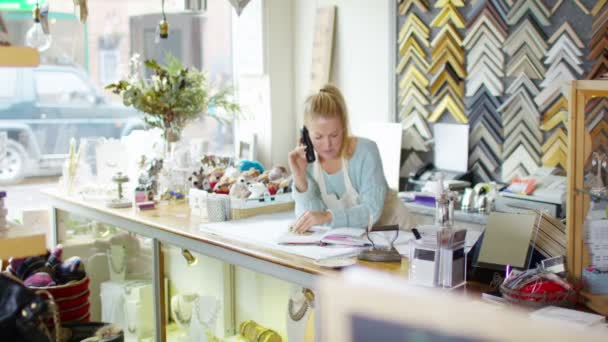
xmin=0 ymin=68 xmax=17 ymax=98
xmin=34 ymin=71 xmax=92 ymax=104
xmin=0 ymin=0 xmax=261 ymax=217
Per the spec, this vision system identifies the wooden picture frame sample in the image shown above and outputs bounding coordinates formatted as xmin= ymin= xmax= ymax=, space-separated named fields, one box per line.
xmin=309 ymin=6 xmax=336 ymax=93
xmin=567 ymin=80 xmax=608 ymax=316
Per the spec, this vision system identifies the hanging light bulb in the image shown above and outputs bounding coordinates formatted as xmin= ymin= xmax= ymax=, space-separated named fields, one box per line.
xmin=25 ymin=2 xmax=52 ymax=52
xmin=155 ymin=0 xmax=169 ymax=44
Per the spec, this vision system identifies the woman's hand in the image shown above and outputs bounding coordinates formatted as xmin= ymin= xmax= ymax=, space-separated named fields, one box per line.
xmin=288 ymin=145 xmax=309 ymax=192
xmin=293 ymin=211 xmax=332 ymax=234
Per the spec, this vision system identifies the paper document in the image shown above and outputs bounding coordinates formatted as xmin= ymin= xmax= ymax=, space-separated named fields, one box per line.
xmin=199 ymin=212 xmax=363 ymax=261
xmin=277 ymin=227 xmax=369 ymax=247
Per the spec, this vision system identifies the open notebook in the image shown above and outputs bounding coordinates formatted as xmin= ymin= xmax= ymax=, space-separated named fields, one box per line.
xmin=277 ymin=227 xmax=370 ymax=247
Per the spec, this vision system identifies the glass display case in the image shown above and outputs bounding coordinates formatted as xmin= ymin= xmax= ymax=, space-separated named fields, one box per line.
xmin=567 ymin=80 xmax=608 ymax=316
xmin=55 ymin=209 xmax=157 ymax=341
xmin=49 ymin=196 xmax=319 ymax=342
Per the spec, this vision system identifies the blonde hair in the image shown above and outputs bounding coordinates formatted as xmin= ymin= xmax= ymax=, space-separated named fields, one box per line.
xmin=303 ymin=84 xmax=352 ymax=158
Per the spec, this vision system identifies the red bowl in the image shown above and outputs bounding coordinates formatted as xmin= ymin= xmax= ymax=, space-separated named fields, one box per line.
xmin=59 ymin=301 xmax=90 ymax=322
xmin=39 ymin=277 xmax=90 ymax=299
xmin=54 ymin=290 xmax=90 ymax=311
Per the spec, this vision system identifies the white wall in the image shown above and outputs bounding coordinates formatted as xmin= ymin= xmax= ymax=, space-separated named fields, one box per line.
xmin=292 ymin=0 xmax=394 ymax=133
xmin=235 ymin=0 xmax=295 ymax=168
xmin=247 ymin=0 xmax=394 ymax=167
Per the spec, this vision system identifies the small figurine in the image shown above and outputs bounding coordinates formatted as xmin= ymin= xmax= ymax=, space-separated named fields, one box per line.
xmin=188 ymin=167 xmax=206 ymax=190
xmin=256 ymin=171 xmax=270 ymax=184
xmin=238 ymin=160 xmax=265 ymax=173
xmin=269 ymin=166 xmax=288 ymax=181
xmin=278 ymin=178 xmax=292 ymax=193
xmin=248 ymin=182 xmax=269 ymax=199
xmin=213 ymin=177 xmax=235 ymax=195
xmin=223 ymin=166 xmax=240 ymax=179
xmin=229 ymin=182 xmax=251 ymax=199
xmin=139 ymin=158 xmax=163 ymax=200
xmin=207 ymin=167 xmax=226 ymax=190
xmin=242 ymin=167 xmax=261 ymax=180
xmin=267 ymin=182 xmax=279 ymax=195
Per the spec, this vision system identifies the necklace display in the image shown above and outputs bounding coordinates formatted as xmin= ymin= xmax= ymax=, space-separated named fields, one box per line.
xmin=189 ymin=296 xmax=220 ymax=342
xmin=108 ymin=245 xmax=126 ymax=276
xmin=288 ymin=288 xmax=315 ymax=322
xmin=171 ymin=294 xmax=198 ymax=328
xmin=126 ymin=302 xmax=137 ymax=334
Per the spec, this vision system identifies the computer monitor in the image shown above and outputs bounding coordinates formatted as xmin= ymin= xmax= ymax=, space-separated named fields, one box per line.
xmin=319 ymin=267 xmax=606 ymax=341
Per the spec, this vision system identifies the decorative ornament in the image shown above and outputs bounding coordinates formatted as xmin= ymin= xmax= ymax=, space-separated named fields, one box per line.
xmin=106 ymin=172 xmax=132 ymax=208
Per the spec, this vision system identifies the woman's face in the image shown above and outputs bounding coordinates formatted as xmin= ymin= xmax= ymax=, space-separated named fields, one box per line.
xmin=308 ymin=116 xmax=343 ymax=160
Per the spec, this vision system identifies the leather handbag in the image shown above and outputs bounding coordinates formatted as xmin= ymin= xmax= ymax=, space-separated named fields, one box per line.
xmin=0 ymin=273 xmax=60 ymax=342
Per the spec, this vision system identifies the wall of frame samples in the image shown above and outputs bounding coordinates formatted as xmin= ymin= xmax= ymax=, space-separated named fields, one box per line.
xmin=396 ymin=0 xmax=608 ymax=184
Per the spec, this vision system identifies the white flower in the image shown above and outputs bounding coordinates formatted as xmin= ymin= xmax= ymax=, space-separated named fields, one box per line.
xmin=128 ymin=53 xmax=142 ymax=78
xmin=152 ymin=75 xmax=161 ymax=92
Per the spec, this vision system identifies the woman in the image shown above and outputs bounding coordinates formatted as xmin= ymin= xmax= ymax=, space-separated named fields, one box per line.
xmin=288 ymin=84 xmax=413 ymax=233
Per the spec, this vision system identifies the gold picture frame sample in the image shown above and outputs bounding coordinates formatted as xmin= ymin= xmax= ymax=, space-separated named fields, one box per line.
xmin=320 ymin=268 xmax=606 ymax=341
xmin=309 ymin=6 xmax=336 ymax=93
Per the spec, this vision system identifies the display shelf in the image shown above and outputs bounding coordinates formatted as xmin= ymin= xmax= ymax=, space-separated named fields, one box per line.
xmin=55 ymin=210 xmax=157 ymax=340
xmin=567 ymin=80 xmax=608 ymax=316
xmin=44 ymin=189 xmax=335 ymax=342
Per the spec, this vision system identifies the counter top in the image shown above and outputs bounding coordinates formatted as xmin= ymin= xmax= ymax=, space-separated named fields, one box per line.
xmin=43 ymin=189 xmax=409 ymax=279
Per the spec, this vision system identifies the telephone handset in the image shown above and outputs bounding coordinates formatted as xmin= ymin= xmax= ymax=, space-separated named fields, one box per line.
xmin=300 ymin=126 xmax=316 ymax=163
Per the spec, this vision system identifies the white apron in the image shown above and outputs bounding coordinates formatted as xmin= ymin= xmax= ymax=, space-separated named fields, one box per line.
xmin=286 ymin=159 xmax=413 ymax=342
xmin=313 ymin=158 xmax=413 ymax=230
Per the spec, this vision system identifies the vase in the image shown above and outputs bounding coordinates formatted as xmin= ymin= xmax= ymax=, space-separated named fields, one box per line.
xmin=162 ymin=127 xmax=181 ymax=159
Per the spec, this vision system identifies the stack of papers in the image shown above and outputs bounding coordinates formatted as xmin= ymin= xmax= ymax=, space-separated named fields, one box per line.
xmin=199 ymin=212 xmax=364 ymax=261
xmin=530 ymin=306 xmax=606 ymax=329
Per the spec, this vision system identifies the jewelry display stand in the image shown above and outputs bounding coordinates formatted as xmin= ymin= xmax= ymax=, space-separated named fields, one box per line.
xmin=286 ymin=287 xmax=315 ymax=342
xmin=170 ymin=293 xmax=199 ymax=330
xmin=188 ymin=296 xmax=220 ymax=342
xmin=101 ymin=280 xmax=154 ymax=341
xmin=108 ymin=244 xmax=127 ymax=281
xmin=106 ymin=172 xmax=132 ymax=208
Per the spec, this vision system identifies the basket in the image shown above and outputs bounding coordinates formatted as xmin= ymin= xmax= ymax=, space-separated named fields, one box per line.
xmin=500 ymin=283 xmax=578 ymax=309
xmin=229 ymin=193 xmax=295 ymax=220
xmin=37 ymin=276 xmax=91 ymax=323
